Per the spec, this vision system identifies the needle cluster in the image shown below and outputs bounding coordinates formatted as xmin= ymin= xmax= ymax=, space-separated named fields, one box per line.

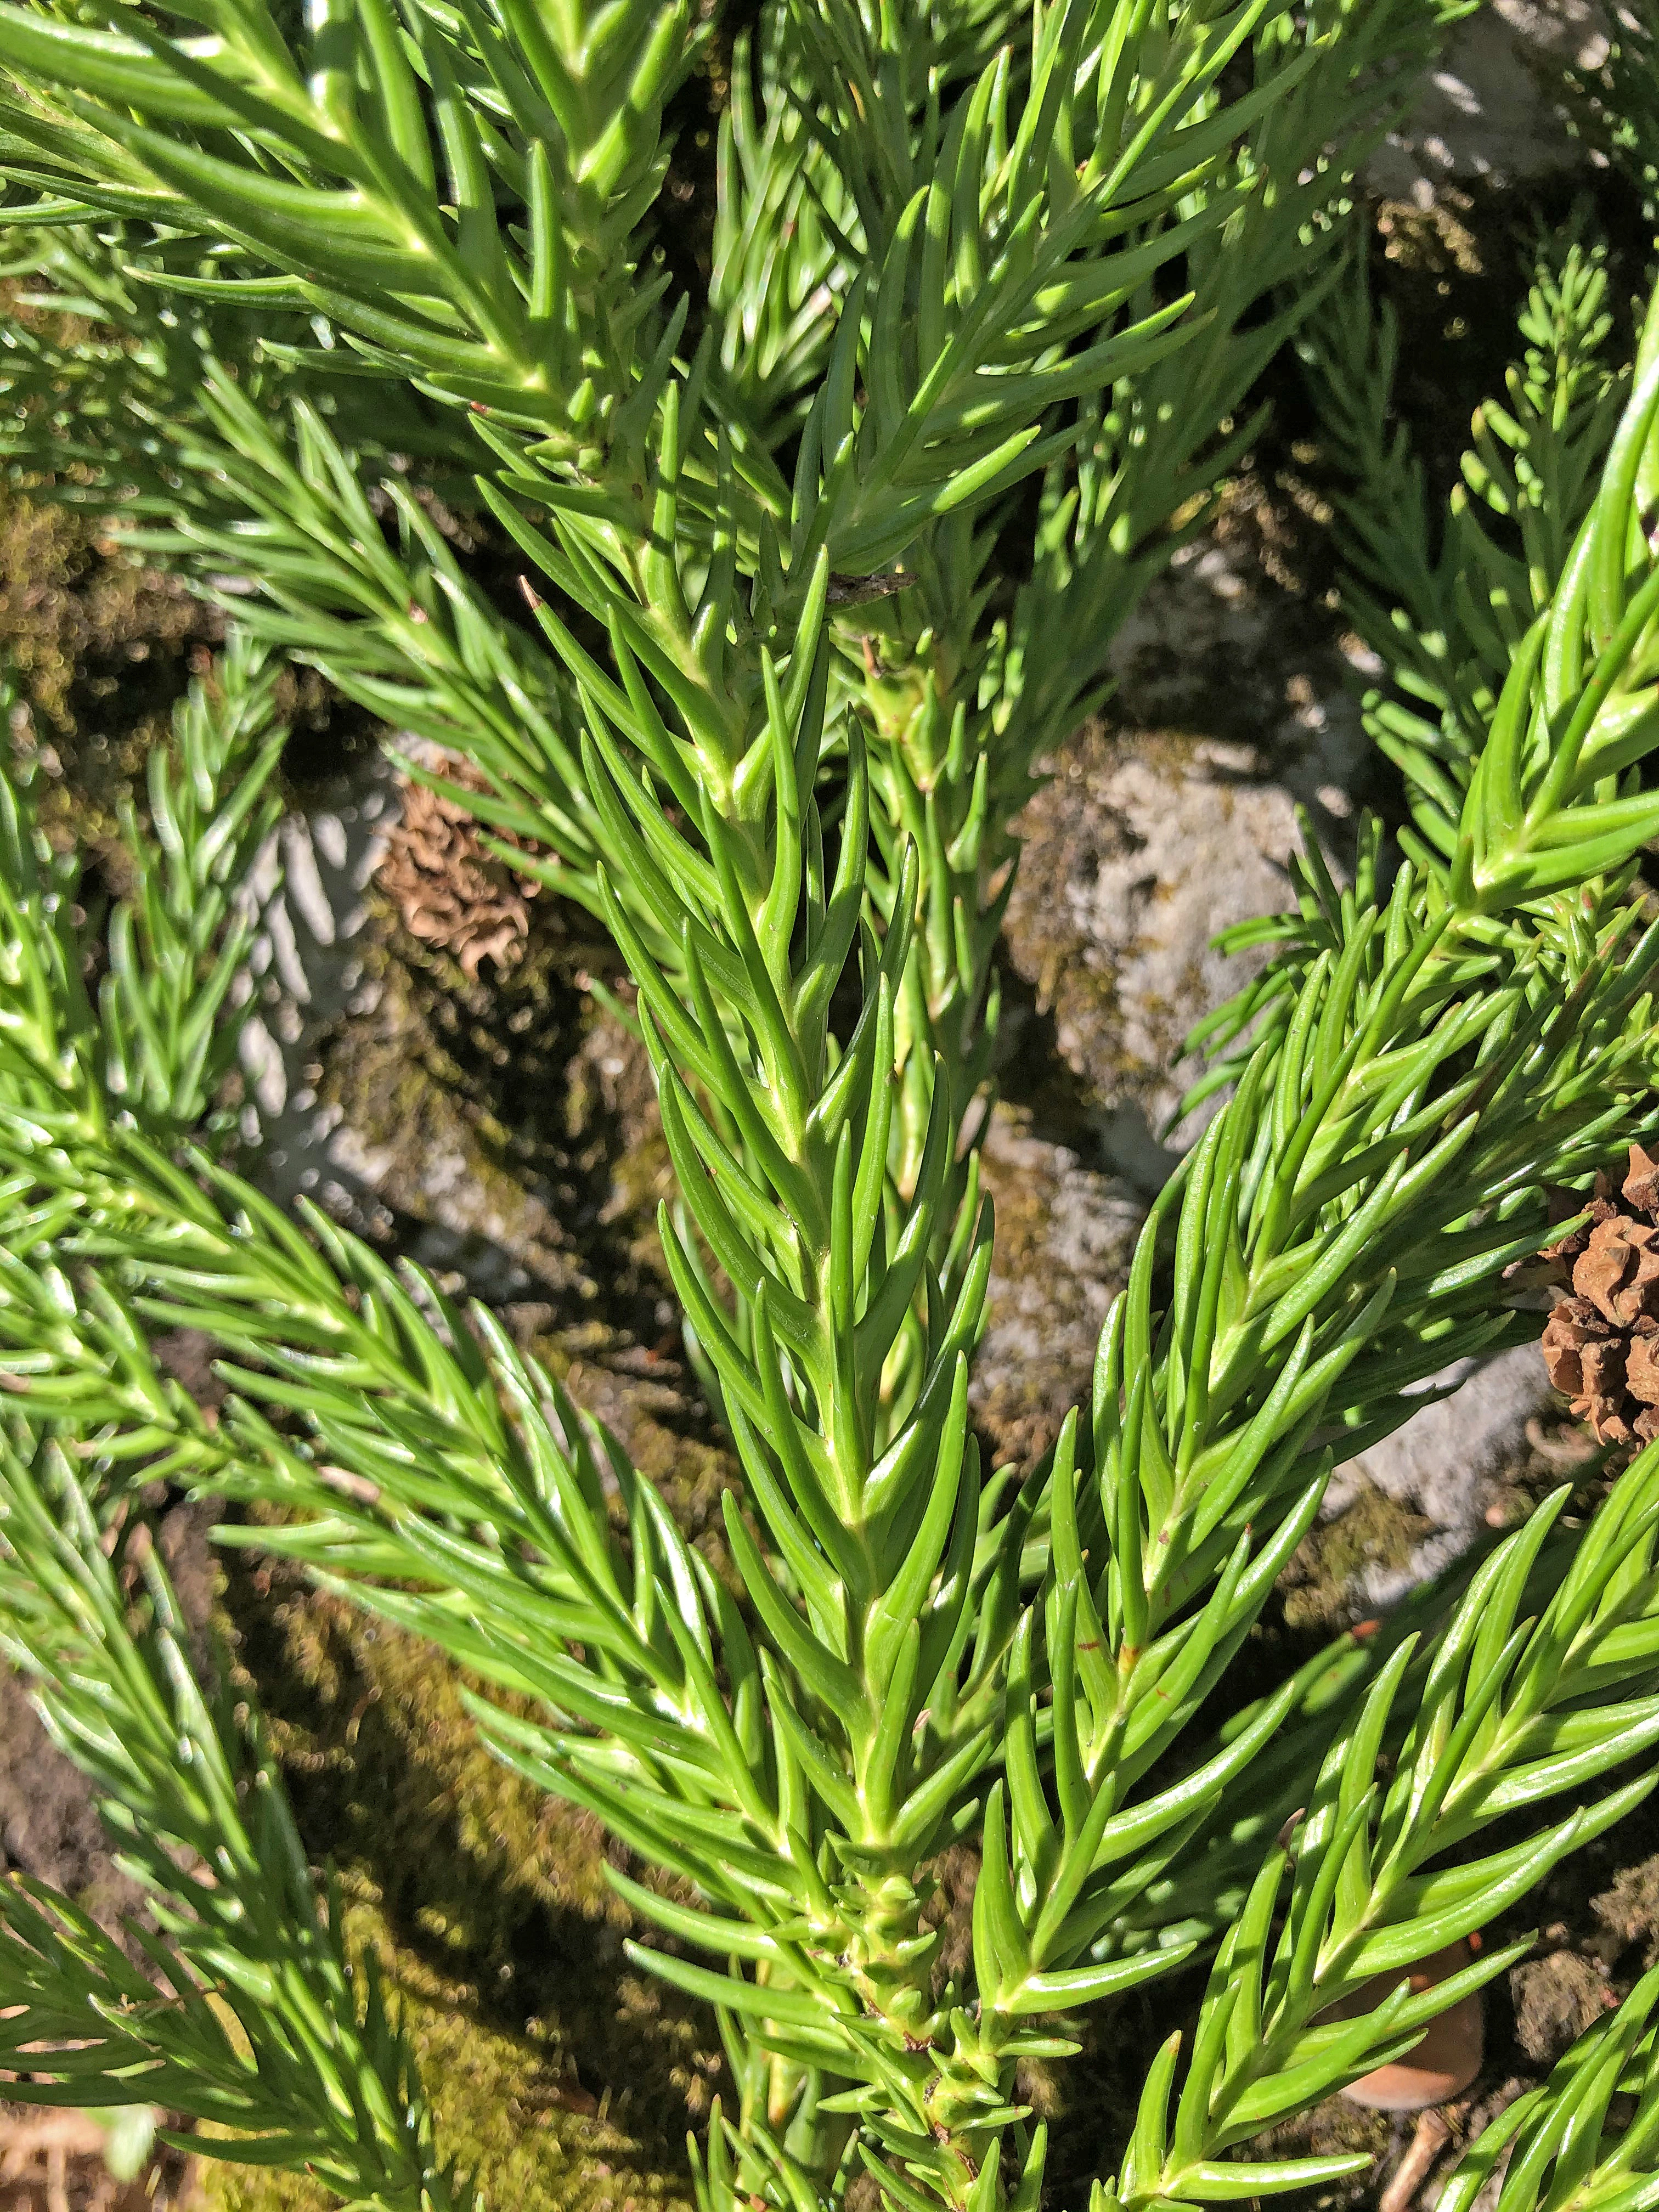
xmin=1 ymin=9 xmax=1658 ymax=2212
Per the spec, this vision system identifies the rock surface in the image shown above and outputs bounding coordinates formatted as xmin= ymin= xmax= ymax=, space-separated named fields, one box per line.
xmin=973 ymin=1109 xmax=1144 ymax=1467
xmin=1326 ymin=1345 xmax=1561 ymax=1610
xmin=1002 ymin=538 xmax=1370 ymax=1170
xmin=1510 ymin=1953 xmax=1613 ymax=2067
xmin=992 ymin=524 xmax=1572 ymax=1598
xmin=1368 ymin=0 xmax=1610 ymax=206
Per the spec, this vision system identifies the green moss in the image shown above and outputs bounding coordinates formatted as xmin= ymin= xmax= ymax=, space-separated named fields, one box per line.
xmin=204 ymin=1881 xmax=704 ymax=2212
xmin=198 ymin=1386 xmax=739 ymax=2212
xmin=1277 ymin=1486 xmax=1434 ymax=1637
xmin=0 ymin=478 xmax=220 ymax=870
xmin=0 ymin=482 xmax=206 ymax=735
xmin=207 ymin=1560 xmax=725 ymax=2212
xmin=0 ymin=477 xmax=371 ymax=877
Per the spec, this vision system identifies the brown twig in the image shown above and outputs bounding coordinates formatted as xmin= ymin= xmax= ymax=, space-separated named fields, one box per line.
xmin=1378 ymin=2109 xmax=1452 ymax=2212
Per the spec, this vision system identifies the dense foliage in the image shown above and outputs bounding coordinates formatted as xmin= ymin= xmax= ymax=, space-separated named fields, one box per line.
xmin=1 ymin=7 xmax=1659 ymax=2212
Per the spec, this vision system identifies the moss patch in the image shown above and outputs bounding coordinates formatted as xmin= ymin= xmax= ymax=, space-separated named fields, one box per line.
xmin=204 ymin=1880 xmax=704 ymax=2212
xmin=0 ymin=483 xmax=210 ymax=754
xmin=1277 ymin=1487 xmax=1437 ymax=1637
xmin=207 ymin=1557 xmax=727 ymax=2212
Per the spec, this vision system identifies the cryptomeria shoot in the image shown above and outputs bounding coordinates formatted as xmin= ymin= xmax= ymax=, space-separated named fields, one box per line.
xmin=2 ymin=7 xmax=1659 ymax=2212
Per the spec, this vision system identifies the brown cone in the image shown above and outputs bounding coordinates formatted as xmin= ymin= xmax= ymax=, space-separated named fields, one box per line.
xmin=1626 ymin=1144 xmax=1659 ymax=1215
xmin=1541 ymin=1145 xmax=1659 ymax=1447
xmin=377 ymin=754 xmax=545 ymax=980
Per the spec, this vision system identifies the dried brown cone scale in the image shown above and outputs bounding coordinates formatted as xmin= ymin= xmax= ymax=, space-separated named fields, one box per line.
xmin=378 ymin=753 xmax=543 ymax=980
xmin=1541 ymin=1143 xmax=1659 ymax=1446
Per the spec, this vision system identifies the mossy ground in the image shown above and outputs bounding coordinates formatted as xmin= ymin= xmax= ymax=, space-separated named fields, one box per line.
xmin=212 ymin=1559 xmax=725 ymax=2212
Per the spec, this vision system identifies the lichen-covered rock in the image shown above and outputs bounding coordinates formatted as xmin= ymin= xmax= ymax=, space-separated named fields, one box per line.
xmin=314 ymin=930 xmax=592 ymax=1302
xmin=1277 ymin=1487 xmax=1437 ymax=1640
xmin=1592 ymin=1852 xmax=1659 ymax=1970
xmin=1510 ymin=1953 xmax=1614 ymax=2067
xmin=999 ymin=506 xmax=1614 ymax=1607
xmin=1003 ymin=539 xmax=1368 ymax=1165
xmin=972 ymin=1107 xmax=1144 ymax=1468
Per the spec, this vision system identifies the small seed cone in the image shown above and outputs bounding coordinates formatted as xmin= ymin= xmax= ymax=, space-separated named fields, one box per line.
xmin=1540 ymin=1144 xmax=1659 ymax=1447
xmin=379 ymin=754 xmax=543 ymax=980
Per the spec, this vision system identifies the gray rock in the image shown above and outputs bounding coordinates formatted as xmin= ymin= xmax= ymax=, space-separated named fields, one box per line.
xmin=1002 ymin=531 xmax=1566 ymax=1578
xmin=236 ymin=748 xmax=610 ymax=1306
xmin=235 ymin=754 xmax=397 ymax=1198
xmin=972 ymin=1108 xmax=1146 ymax=1466
xmin=1004 ymin=539 xmax=1370 ymax=1166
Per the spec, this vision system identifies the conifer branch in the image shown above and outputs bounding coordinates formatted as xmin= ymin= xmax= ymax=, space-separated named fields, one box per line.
xmin=0 ymin=639 xmax=284 ymax=1146
xmin=3 ymin=9 xmax=1658 ymax=2212
xmin=1301 ymin=223 xmax=1630 ymax=864
xmin=1438 ymin=1956 xmax=1659 ymax=2212
xmin=0 ymin=1425 xmax=464 ymax=2212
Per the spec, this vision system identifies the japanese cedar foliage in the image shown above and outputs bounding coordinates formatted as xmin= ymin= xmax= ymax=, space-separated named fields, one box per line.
xmin=1 ymin=8 xmax=1659 ymax=2212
